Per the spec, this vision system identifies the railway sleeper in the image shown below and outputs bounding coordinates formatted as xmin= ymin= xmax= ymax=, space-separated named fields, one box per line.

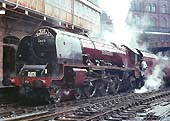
xmin=144 ymin=115 xmax=161 ymax=120
xmin=104 ymin=116 xmax=122 ymax=121
xmin=57 ymin=117 xmax=81 ymax=121
xmin=67 ymin=114 xmax=89 ymax=119
xmin=110 ymin=113 xmax=132 ymax=120
xmin=74 ymin=111 xmax=98 ymax=116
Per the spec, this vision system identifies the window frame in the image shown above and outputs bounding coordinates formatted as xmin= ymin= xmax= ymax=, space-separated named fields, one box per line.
xmin=161 ymin=18 xmax=167 ymax=27
xmin=161 ymin=4 xmax=167 ymax=13
xmin=151 ymin=3 xmax=156 ymax=13
xmin=146 ymin=3 xmax=151 ymax=12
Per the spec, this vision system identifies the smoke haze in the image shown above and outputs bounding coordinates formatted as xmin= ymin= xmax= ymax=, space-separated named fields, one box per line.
xmin=99 ymin=0 xmax=168 ymax=93
xmin=135 ymin=55 xmax=169 ymax=93
xmin=98 ymin=0 xmax=140 ymax=48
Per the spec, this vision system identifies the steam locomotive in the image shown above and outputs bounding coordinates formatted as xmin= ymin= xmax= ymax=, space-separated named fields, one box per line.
xmin=2 ymin=27 xmax=160 ymax=102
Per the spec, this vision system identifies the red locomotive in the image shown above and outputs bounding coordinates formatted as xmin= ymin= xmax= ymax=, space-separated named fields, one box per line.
xmin=2 ymin=27 xmax=165 ymax=102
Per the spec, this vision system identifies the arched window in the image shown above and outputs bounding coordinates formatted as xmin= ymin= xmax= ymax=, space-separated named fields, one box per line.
xmin=130 ymin=1 xmax=136 ymax=11
xmin=162 ymin=4 xmax=166 ymax=13
xmin=161 ymin=18 xmax=167 ymax=27
xmin=146 ymin=3 xmax=151 ymax=12
xmin=136 ymin=16 xmax=141 ymax=26
xmin=136 ymin=2 xmax=141 ymax=11
xmin=134 ymin=15 xmax=141 ymax=25
xmin=3 ymin=36 xmax=19 ymax=45
xmin=151 ymin=3 xmax=156 ymax=12
xmin=136 ymin=16 xmax=141 ymax=23
xmin=151 ymin=17 xmax=157 ymax=26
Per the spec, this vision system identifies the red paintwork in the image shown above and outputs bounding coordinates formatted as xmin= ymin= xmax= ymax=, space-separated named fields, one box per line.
xmin=74 ymin=71 xmax=85 ymax=85
xmin=83 ymin=47 xmax=127 ymax=67
xmin=142 ymin=53 xmax=170 ymax=79
xmin=143 ymin=57 xmax=155 ymax=68
xmin=143 ymin=56 xmax=156 ymax=77
xmin=144 ymin=56 xmax=170 ymax=79
xmin=9 ymin=77 xmax=51 ymax=87
xmin=125 ymin=49 xmax=136 ymax=68
xmin=10 ymin=27 xmax=170 ymax=94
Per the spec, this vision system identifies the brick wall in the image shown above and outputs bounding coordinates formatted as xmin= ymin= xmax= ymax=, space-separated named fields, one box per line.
xmin=0 ymin=18 xmax=35 ymax=85
xmin=131 ymin=0 xmax=170 ymax=28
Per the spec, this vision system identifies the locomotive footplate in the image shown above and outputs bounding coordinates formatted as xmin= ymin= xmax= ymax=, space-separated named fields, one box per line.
xmin=64 ymin=64 xmax=135 ymax=71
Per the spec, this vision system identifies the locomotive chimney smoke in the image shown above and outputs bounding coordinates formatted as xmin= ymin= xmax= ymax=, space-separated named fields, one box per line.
xmin=98 ymin=0 xmax=155 ymax=51
xmin=98 ymin=0 xmax=141 ymax=49
xmin=135 ymin=54 xmax=169 ymax=93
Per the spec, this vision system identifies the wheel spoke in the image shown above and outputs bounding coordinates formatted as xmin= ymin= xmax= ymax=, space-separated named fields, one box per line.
xmin=53 ymin=88 xmax=62 ymax=103
xmin=109 ymin=76 xmax=119 ymax=95
xmin=74 ymin=88 xmax=82 ymax=100
xmin=105 ymin=82 xmax=110 ymax=93
xmin=83 ymin=82 xmax=96 ymax=98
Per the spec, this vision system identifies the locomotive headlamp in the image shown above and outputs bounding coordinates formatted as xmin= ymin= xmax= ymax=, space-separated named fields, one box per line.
xmin=41 ymin=80 xmax=46 ymax=84
xmin=10 ymin=79 xmax=15 ymax=83
xmin=18 ymin=54 xmax=22 ymax=57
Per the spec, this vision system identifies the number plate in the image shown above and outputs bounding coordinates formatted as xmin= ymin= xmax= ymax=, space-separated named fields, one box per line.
xmin=28 ymin=72 xmax=36 ymax=77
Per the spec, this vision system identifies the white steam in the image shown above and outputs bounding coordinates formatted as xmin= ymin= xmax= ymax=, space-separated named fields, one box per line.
xmin=135 ymin=55 xmax=170 ymax=93
xmin=99 ymin=0 xmax=140 ymax=48
xmin=98 ymin=0 xmax=168 ymax=93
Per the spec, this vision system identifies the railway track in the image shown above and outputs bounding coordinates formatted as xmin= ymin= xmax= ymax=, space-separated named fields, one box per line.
xmin=0 ymin=89 xmax=169 ymax=121
xmin=0 ymin=94 xmax=127 ymax=120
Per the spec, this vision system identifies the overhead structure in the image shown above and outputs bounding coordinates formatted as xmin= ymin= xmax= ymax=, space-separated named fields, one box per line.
xmin=0 ymin=0 xmax=101 ymax=33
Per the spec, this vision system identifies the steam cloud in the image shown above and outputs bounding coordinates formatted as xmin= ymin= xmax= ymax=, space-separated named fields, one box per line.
xmin=98 ymin=0 xmax=168 ymax=93
xmin=98 ymin=0 xmax=140 ymax=49
xmin=135 ymin=54 xmax=170 ymax=93
xmin=98 ymin=0 xmax=154 ymax=50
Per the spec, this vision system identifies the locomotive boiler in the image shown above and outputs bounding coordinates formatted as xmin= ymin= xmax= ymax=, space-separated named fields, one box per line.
xmin=3 ymin=27 xmax=151 ymax=102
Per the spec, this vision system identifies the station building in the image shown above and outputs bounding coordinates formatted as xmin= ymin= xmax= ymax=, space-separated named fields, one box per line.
xmin=129 ymin=0 xmax=170 ymax=54
xmin=0 ymin=0 xmax=101 ymax=82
